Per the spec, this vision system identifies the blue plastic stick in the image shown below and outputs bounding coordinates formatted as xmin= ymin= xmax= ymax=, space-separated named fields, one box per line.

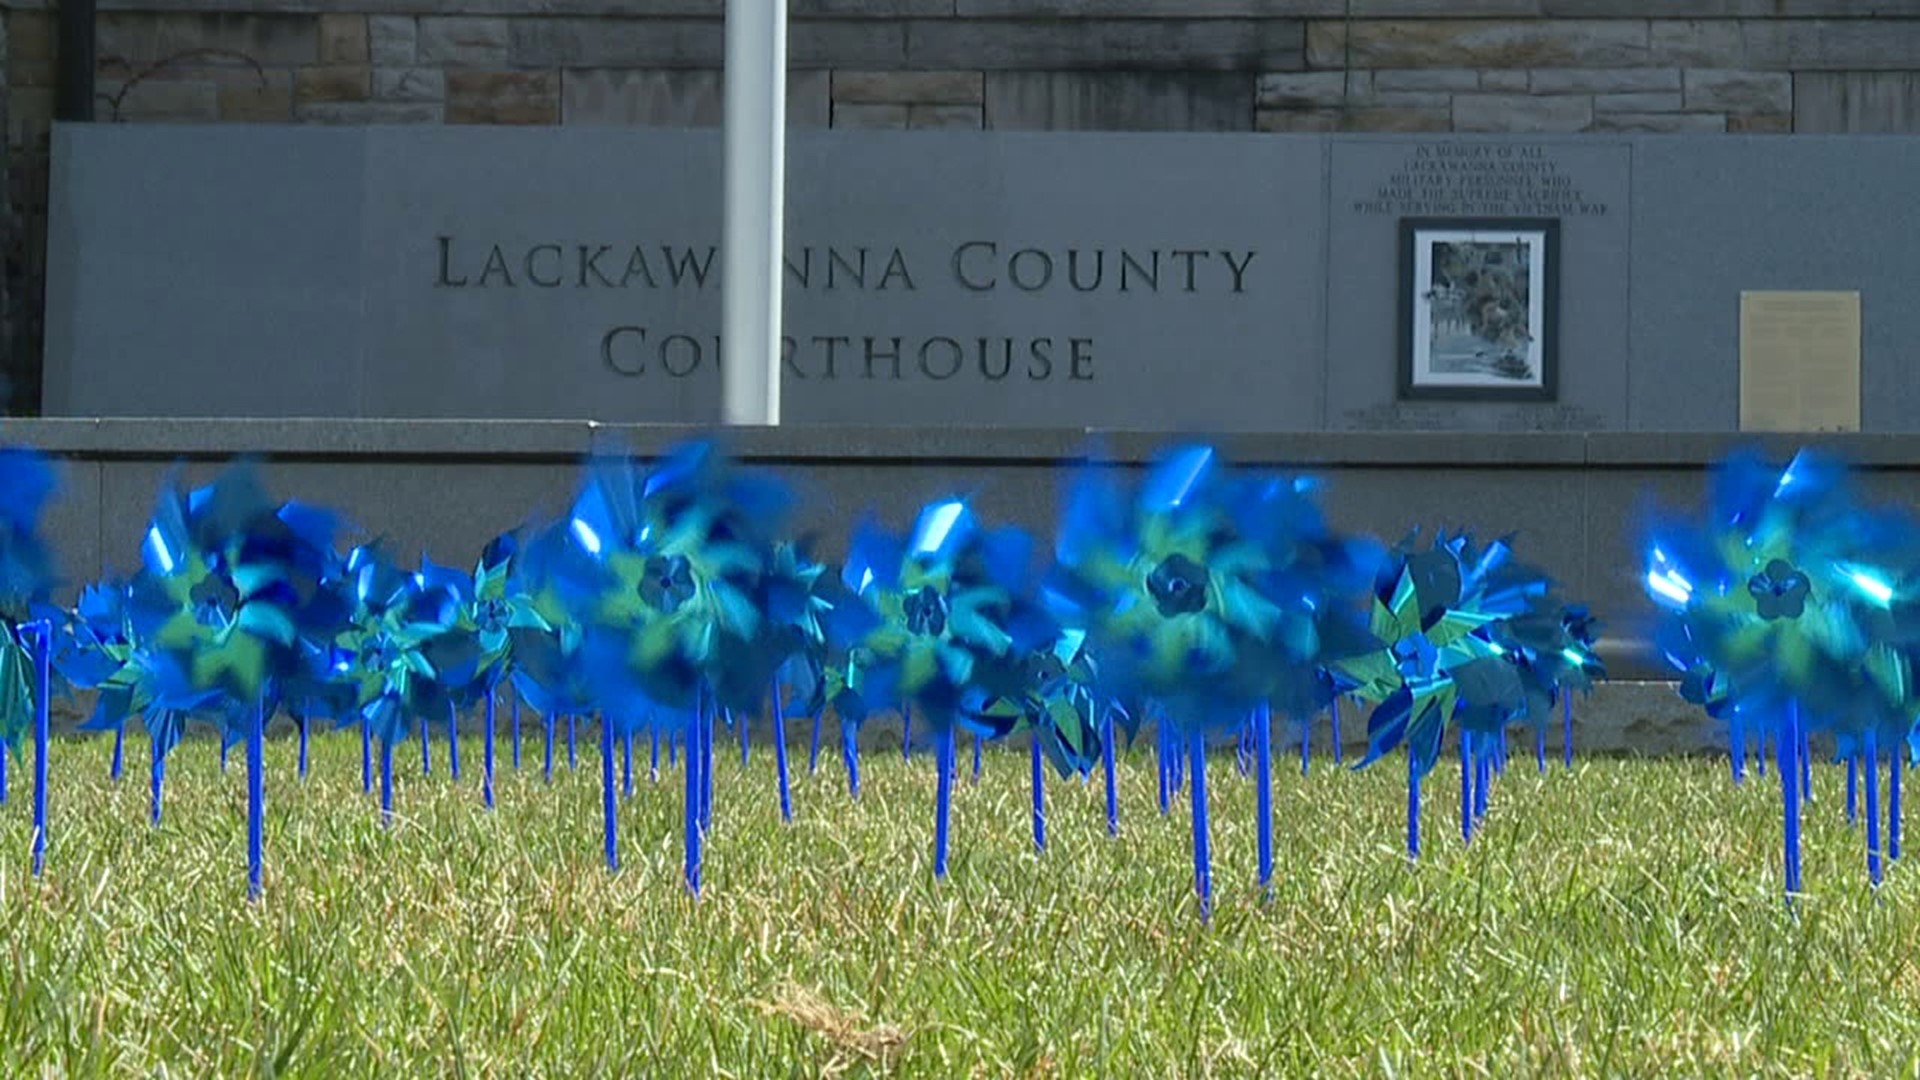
xmin=221 ymin=742 xmax=229 ymax=773
xmin=568 ymin=714 xmax=578 ymax=770
xmin=1156 ymin=724 xmax=1171 ymax=815
xmin=1866 ymin=728 xmax=1883 ymax=887
xmin=543 ymin=712 xmax=555 ymax=783
xmin=1102 ymin=709 xmax=1119 ymax=837
xmin=684 ymin=708 xmax=702 ymax=894
xmin=601 ymin=714 xmax=619 ymax=873
xmin=902 ymin=706 xmax=912 ymax=760
xmin=738 ymin=706 xmax=749 ymax=767
xmin=0 ymin=737 xmax=8 ymax=805
xmin=1236 ymin=718 xmax=1251 ymax=777
xmin=247 ymin=697 xmax=266 ymax=901
xmin=149 ymin=728 xmax=164 ymax=826
xmin=1757 ymin=728 xmax=1768 ymax=778
xmin=1030 ymin=732 xmax=1046 ymax=852
xmin=1331 ymin=698 xmax=1344 ymax=766
xmin=380 ymin=737 xmax=395 ymax=827
xmin=669 ymin=728 xmax=677 ymax=767
xmin=650 ymin=725 xmax=660 ymax=782
xmin=1781 ymin=706 xmax=1801 ymax=898
xmin=934 ymin=725 xmax=955 ymax=878
xmin=1493 ymin=730 xmax=1507 ymax=777
xmin=1892 ymin=747 xmax=1904 ymax=861
xmin=1536 ymin=717 xmax=1547 ymax=774
xmin=361 ymin=722 xmax=372 ymax=794
xmin=1407 ymin=753 xmax=1422 ymax=860
xmin=773 ymin=686 xmax=792 ymax=823
xmin=112 ymin=726 xmax=125 ymax=782
xmin=511 ymin=694 xmax=522 ymax=770
xmin=1475 ymin=733 xmax=1491 ymax=821
xmin=1257 ymin=703 xmax=1273 ymax=894
xmin=1562 ymin=693 xmax=1574 ymax=769
xmin=31 ymin=622 xmax=51 ymax=877
xmin=623 ymin=729 xmax=633 ymax=799
xmin=808 ymin=709 xmax=823 ymax=774
xmin=1848 ymin=753 xmax=1859 ymax=824
xmin=1460 ymin=729 xmax=1474 ymax=845
xmin=973 ymin=732 xmax=983 ymax=782
xmin=420 ymin=713 xmax=431 ymax=776
xmin=1298 ymin=710 xmax=1309 ymax=777
xmin=844 ymin=722 xmax=861 ymax=799
xmin=483 ymin=693 xmax=496 ymax=810
xmin=295 ymin=713 xmax=307 ymax=781
xmin=1189 ymin=727 xmax=1212 ymax=924
xmin=447 ymin=701 xmax=461 ymax=781
xmin=1732 ymin=718 xmax=1746 ymax=785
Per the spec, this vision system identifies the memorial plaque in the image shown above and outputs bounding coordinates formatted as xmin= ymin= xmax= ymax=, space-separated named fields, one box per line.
xmin=1739 ymin=291 xmax=1861 ymax=433
xmin=1326 ymin=137 xmax=1630 ymax=432
xmin=48 ymin=125 xmax=1325 ymax=432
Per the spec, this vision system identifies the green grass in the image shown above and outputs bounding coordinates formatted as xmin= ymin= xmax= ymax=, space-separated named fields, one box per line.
xmin=2 ymin=730 xmax=1918 ymax=1078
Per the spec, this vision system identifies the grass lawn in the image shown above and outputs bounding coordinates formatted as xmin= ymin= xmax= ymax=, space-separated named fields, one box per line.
xmin=1 ymin=729 xmax=1917 ymax=1077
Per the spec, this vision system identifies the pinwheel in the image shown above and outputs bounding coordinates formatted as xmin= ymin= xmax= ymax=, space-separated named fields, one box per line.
xmin=834 ymin=497 xmax=1052 ymax=880
xmin=760 ymin=538 xmax=838 ymax=822
xmin=1645 ymin=448 xmax=1920 ymax=892
xmin=964 ymin=626 xmax=1106 ymax=849
xmin=1491 ymin=603 xmax=1605 ymax=773
xmin=125 ymin=462 xmax=348 ymax=898
xmin=1343 ymin=529 xmax=1552 ymax=856
xmin=426 ymin=538 xmax=524 ymax=809
xmin=0 ymin=446 xmax=58 ymax=874
xmin=527 ymin=440 xmax=792 ymax=884
xmin=1046 ymin=444 xmax=1319 ymax=918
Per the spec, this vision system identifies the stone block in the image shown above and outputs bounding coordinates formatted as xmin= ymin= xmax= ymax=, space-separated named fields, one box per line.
xmin=1366 ymin=90 xmax=1452 ymax=108
xmin=1593 ymin=91 xmax=1681 ymax=112
xmin=1794 ymin=72 xmax=1920 ymax=134
xmin=295 ymin=65 xmax=371 ymax=105
xmin=1683 ymin=69 xmax=1790 ymax=113
xmin=97 ymin=13 xmax=319 ymax=68
xmin=1647 ymin=20 xmax=1743 ymax=67
xmin=297 ymin=101 xmax=444 ymax=124
xmin=1452 ymin=92 xmax=1594 ymax=132
xmin=369 ymin=16 xmax=417 ymax=66
xmin=1740 ymin=18 xmax=1920 ymax=70
xmin=561 ymin=69 xmax=829 ymax=127
xmin=832 ymin=70 xmax=983 ymax=105
xmin=1313 ymin=19 xmax=1648 ymax=69
xmin=908 ymin=104 xmax=982 ymax=129
xmin=1589 ymin=110 xmax=1725 ymax=132
xmin=511 ymin=19 xmax=905 ymax=69
xmin=1256 ymin=108 xmax=1340 ymax=132
xmin=418 ymin=16 xmax=509 ymax=67
xmin=1529 ymin=67 xmax=1679 ymax=94
xmin=447 ymin=69 xmax=559 ymax=124
xmin=1479 ymin=69 xmax=1529 ymax=91
xmin=1373 ymin=68 xmax=1482 ymax=92
xmin=318 ymin=13 xmax=367 ymax=65
xmin=8 ymin=12 xmax=54 ymax=88
xmin=375 ymin=67 xmax=445 ymax=103
xmin=218 ymin=73 xmax=295 ymax=122
xmin=831 ymin=101 xmax=908 ymax=128
xmin=1256 ymin=71 xmax=1346 ymax=108
xmin=985 ymin=71 xmax=1253 ymax=131
xmin=1728 ymin=112 xmax=1791 ymax=133
xmin=910 ymin=18 xmax=1304 ymax=71
xmin=97 ymin=78 xmax=218 ymax=122
xmin=1342 ymin=106 xmax=1450 ymax=132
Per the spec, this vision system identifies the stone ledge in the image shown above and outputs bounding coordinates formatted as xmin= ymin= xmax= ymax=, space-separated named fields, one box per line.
xmin=13 ymin=421 xmax=1920 ymax=469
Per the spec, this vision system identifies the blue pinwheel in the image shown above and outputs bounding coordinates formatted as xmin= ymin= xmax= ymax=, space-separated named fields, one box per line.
xmin=125 ymin=462 xmax=348 ymax=898
xmin=1343 ymin=529 xmax=1553 ymax=856
xmin=1645 ymin=448 xmax=1920 ymax=892
xmin=761 ymin=538 xmax=839 ymax=821
xmin=963 ymin=625 xmax=1108 ymax=848
xmin=834 ymin=497 xmax=1053 ymax=880
xmin=1046 ymin=444 xmax=1320 ymax=918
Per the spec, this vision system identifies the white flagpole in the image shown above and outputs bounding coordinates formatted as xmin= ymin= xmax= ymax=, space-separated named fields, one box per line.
xmin=721 ymin=0 xmax=786 ymax=426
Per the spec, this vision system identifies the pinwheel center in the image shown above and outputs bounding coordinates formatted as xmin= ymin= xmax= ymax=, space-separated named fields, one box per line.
xmin=1147 ymin=554 xmax=1210 ymax=618
xmin=1746 ymin=558 xmax=1810 ymax=621
xmin=475 ymin=597 xmax=510 ymax=633
xmin=904 ymin=586 xmax=948 ymax=637
xmin=1026 ymin=648 xmax=1066 ymax=686
xmin=360 ymin=633 xmax=399 ymax=670
xmin=639 ymin=555 xmax=696 ymax=613
xmin=189 ymin=576 xmax=239 ymax=626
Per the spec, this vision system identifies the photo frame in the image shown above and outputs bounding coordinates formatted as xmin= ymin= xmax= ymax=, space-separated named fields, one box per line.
xmin=1397 ymin=218 xmax=1559 ymax=402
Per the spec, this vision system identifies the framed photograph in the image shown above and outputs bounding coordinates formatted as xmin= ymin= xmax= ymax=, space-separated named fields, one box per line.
xmin=1397 ymin=218 xmax=1559 ymax=401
